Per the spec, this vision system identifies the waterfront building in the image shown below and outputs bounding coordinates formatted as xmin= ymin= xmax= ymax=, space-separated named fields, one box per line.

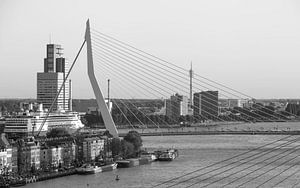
xmin=0 ymin=134 xmax=12 ymax=174
xmin=40 ymin=137 xmax=76 ymax=169
xmin=17 ymin=137 xmax=40 ymax=174
xmin=40 ymin=146 xmax=51 ymax=170
xmin=61 ymin=141 xmax=76 ymax=167
xmin=165 ymin=93 xmax=188 ymax=120
xmin=193 ymin=91 xmax=219 ymax=120
xmin=37 ymin=44 xmax=72 ymax=111
xmin=40 ymin=147 xmax=60 ymax=169
xmin=76 ymin=136 xmax=105 ymax=162
xmin=0 ymin=119 xmax=5 ymax=134
xmin=11 ymin=144 xmax=18 ymax=173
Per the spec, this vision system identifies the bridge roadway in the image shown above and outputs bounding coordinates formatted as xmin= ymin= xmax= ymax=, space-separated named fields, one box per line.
xmin=117 ymin=121 xmax=300 ymax=137
xmin=118 ymin=129 xmax=300 ymax=137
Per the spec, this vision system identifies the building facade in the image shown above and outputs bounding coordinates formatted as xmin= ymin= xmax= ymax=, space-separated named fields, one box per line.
xmin=37 ymin=44 xmax=72 ymax=111
xmin=17 ymin=137 xmax=40 ymax=174
xmin=0 ymin=134 xmax=12 ymax=174
xmin=77 ymin=137 xmax=105 ymax=162
xmin=193 ymin=91 xmax=219 ymax=120
xmin=40 ymin=137 xmax=76 ymax=169
xmin=165 ymin=93 xmax=188 ymax=120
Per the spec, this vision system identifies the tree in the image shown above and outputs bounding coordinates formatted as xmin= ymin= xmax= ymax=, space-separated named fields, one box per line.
xmin=123 ymin=131 xmax=142 ymax=157
xmin=46 ymin=128 xmax=70 ymax=138
xmin=121 ymin=140 xmax=135 ymax=159
xmin=111 ymin=138 xmax=122 ymax=158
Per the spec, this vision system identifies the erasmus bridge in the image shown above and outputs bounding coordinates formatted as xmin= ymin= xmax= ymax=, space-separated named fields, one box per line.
xmin=39 ymin=20 xmax=300 ymax=187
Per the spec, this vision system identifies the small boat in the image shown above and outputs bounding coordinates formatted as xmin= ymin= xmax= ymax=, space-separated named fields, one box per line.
xmin=101 ymin=162 xmax=118 ymax=172
xmin=115 ymin=175 xmax=120 ymax=181
xmin=10 ymin=180 xmax=26 ymax=187
xmin=157 ymin=149 xmax=179 ymax=161
xmin=76 ymin=163 xmax=117 ymax=175
xmin=140 ymin=151 xmax=158 ymax=162
xmin=116 ymin=160 xmax=131 ymax=168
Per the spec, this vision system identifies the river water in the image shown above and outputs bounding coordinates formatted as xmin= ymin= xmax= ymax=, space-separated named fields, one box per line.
xmin=24 ymin=134 xmax=300 ymax=188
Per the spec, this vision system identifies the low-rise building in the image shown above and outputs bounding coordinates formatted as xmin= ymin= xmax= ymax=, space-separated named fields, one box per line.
xmin=40 ymin=137 xmax=76 ymax=169
xmin=17 ymin=137 xmax=40 ymax=174
xmin=0 ymin=134 xmax=13 ymax=174
xmin=77 ymin=136 xmax=105 ymax=162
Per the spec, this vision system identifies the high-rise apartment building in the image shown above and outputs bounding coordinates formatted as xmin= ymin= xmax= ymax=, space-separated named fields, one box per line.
xmin=193 ymin=91 xmax=218 ymax=119
xmin=37 ymin=44 xmax=72 ymax=111
xmin=165 ymin=93 xmax=188 ymax=120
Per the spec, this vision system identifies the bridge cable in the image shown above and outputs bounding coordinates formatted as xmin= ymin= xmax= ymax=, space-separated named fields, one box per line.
xmin=94 ymin=62 xmax=167 ymax=130
xmin=94 ymin=59 xmax=188 ymax=128
xmin=90 ymin=29 xmax=294 ymax=120
xmin=93 ymin=51 xmax=223 ymax=123
xmin=166 ymin=136 xmax=300 ymax=188
xmin=92 ymin=41 xmax=276 ymax=123
xmin=234 ymin=151 xmax=300 ymax=188
xmin=112 ymin=99 xmax=136 ymax=130
xmin=255 ymin=158 xmax=300 ymax=188
xmin=150 ymin=135 xmax=293 ymax=187
xmin=191 ymin=140 xmax=300 ymax=188
xmin=90 ymin=34 xmax=285 ymax=122
xmin=95 ymin=61 xmax=191 ymax=129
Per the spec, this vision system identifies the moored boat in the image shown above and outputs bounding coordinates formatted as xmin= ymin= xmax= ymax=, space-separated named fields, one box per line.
xmin=76 ymin=162 xmax=117 ymax=175
xmin=9 ymin=180 xmax=26 ymax=187
xmin=140 ymin=151 xmax=157 ymax=162
xmin=157 ymin=149 xmax=179 ymax=161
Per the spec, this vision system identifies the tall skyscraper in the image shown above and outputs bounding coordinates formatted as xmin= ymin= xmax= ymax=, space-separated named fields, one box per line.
xmin=193 ymin=91 xmax=218 ymax=119
xmin=37 ymin=44 xmax=72 ymax=111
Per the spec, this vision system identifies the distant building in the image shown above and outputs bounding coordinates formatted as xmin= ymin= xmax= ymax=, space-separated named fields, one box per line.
xmin=193 ymin=91 xmax=219 ymax=119
xmin=0 ymin=134 xmax=12 ymax=174
xmin=40 ymin=145 xmax=63 ymax=169
xmin=225 ymin=99 xmax=252 ymax=109
xmin=165 ymin=93 xmax=188 ymax=120
xmin=37 ymin=44 xmax=72 ymax=111
xmin=87 ymin=100 xmax=113 ymax=115
xmin=227 ymin=99 xmax=238 ymax=108
xmin=0 ymin=119 xmax=5 ymax=133
xmin=19 ymin=102 xmax=40 ymax=112
xmin=76 ymin=137 xmax=105 ymax=162
xmin=17 ymin=137 xmax=40 ymax=174
xmin=40 ymin=137 xmax=76 ymax=169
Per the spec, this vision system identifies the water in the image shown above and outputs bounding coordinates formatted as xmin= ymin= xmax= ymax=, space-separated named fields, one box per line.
xmin=24 ymin=134 xmax=300 ymax=188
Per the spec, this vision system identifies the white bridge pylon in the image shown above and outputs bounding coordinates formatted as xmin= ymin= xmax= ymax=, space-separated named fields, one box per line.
xmin=85 ymin=19 xmax=119 ymax=138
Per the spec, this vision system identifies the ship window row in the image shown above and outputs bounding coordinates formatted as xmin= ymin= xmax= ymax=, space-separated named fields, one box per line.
xmin=5 ymin=127 xmax=28 ymax=129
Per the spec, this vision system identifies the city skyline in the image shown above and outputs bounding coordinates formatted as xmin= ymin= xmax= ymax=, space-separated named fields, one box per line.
xmin=1 ymin=0 xmax=300 ymax=99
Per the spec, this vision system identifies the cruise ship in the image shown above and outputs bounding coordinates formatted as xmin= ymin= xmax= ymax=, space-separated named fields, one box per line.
xmin=4 ymin=105 xmax=84 ymax=136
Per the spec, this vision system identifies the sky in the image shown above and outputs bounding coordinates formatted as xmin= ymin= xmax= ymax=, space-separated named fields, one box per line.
xmin=1 ymin=0 xmax=300 ymax=99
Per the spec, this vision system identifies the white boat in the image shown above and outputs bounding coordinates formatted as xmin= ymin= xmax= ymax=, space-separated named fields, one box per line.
xmin=4 ymin=110 xmax=84 ymax=134
xmin=76 ymin=163 xmax=117 ymax=175
xmin=140 ymin=151 xmax=158 ymax=162
xmin=157 ymin=149 xmax=179 ymax=161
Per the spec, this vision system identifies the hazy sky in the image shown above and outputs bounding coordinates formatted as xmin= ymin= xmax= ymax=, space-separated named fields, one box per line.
xmin=1 ymin=0 xmax=300 ymax=99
